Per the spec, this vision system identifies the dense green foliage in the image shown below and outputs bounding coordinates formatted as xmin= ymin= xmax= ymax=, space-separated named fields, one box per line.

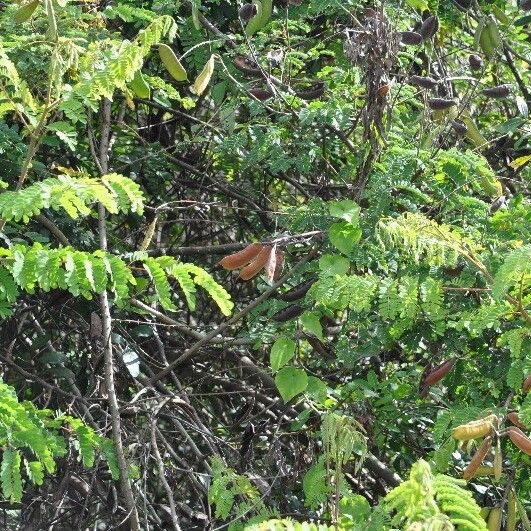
xmin=0 ymin=0 xmax=529 ymax=529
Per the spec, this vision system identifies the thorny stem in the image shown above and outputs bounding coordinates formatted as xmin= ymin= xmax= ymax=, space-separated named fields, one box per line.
xmin=97 ymin=98 xmax=140 ymax=531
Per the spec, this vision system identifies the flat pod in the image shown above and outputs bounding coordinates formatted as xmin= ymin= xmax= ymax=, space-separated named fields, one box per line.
xmin=506 ymin=411 xmax=524 ymax=429
xmin=493 ymin=438 xmax=502 ymax=480
xmin=523 ymin=374 xmax=531 ymax=393
xmin=190 ymin=54 xmax=215 ymax=96
xmin=219 ymin=243 xmax=263 ymax=270
xmin=463 ymin=435 xmax=493 ymax=481
xmin=272 ymin=304 xmax=304 ymax=322
xmin=296 ymin=82 xmax=326 ymax=101
xmin=421 ymin=358 xmax=456 ymax=388
xmin=507 ymin=427 xmax=531 ymax=456
xmin=249 ymin=88 xmax=273 ymax=100
xmin=233 ymin=56 xmax=262 ymax=77
xmin=420 ymin=16 xmax=439 ymax=40
xmin=130 ymin=70 xmax=150 ymax=99
xmin=400 ymin=31 xmax=423 ymax=45
xmin=487 ymin=507 xmax=502 ymax=531
xmin=13 ymin=0 xmax=39 ymax=23
xmin=158 ymin=44 xmax=188 ymax=82
xmin=239 ymin=3 xmax=257 ymax=21
xmin=453 ymin=414 xmax=496 ymax=441
xmin=454 ymin=0 xmax=472 ymax=10
xmin=428 ymin=98 xmax=456 ymax=110
xmin=278 ymin=278 xmax=317 ymax=302
xmin=239 ymin=245 xmax=273 ymax=280
xmin=451 ymin=120 xmax=467 ymax=137
xmin=481 ymin=84 xmax=511 ymax=99
xmin=469 ymin=54 xmax=483 ymax=72
xmin=409 ymin=76 xmax=438 ymax=89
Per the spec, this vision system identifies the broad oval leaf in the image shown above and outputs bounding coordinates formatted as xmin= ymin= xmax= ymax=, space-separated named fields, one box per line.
xmin=270 ymin=336 xmax=296 ymax=373
xmin=275 ymin=367 xmax=308 ymax=403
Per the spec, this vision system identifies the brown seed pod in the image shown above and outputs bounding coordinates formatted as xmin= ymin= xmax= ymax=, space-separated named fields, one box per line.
xmin=233 ymin=55 xmax=261 ymax=77
xmin=272 ymin=304 xmax=304 ymax=322
xmin=273 ymin=248 xmax=284 ymax=281
xmin=453 ymin=415 xmax=497 ymax=441
xmin=463 ymin=435 xmax=493 ymax=481
xmin=410 ymin=75 xmax=438 ymax=89
xmin=455 ymin=0 xmax=473 ymax=10
xmin=454 ymin=0 xmax=472 ymax=10
xmin=306 ymin=336 xmax=333 ymax=359
xmin=507 ymin=412 xmax=525 ymax=429
xmin=239 ymin=245 xmax=273 ymax=280
xmin=219 ymin=243 xmax=264 ymax=270
xmin=296 ymin=81 xmax=325 ymax=101
xmin=469 ymin=54 xmax=483 ymax=72
xmin=523 ymin=374 xmax=531 ymax=393
xmin=400 ymin=31 xmax=423 ymax=45
xmin=239 ymin=3 xmax=257 ymax=21
xmin=420 ymin=16 xmax=440 ymax=40
xmin=428 ymin=98 xmax=456 ymax=110
xmin=481 ymin=84 xmax=511 ymax=99
xmin=249 ymin=88 xmax=273 ymax=100
xmin=507 ymin=427 xmax=531 ymax=456
xmin=452 ymin=120 xmax=468 ymax=137
xmin=278 ymin=278 xmax=317 ymax=302
xmin=377 ymin=84 xmax=390 ymax=98
xmin=422 ymin=358 xmax=457 ymax=389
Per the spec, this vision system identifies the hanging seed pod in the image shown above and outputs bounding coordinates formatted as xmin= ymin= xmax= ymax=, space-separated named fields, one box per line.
xmin=420 ymin=16 xmax=439 ymax=40
xmin=233 ymin=56 xmax=262 ymax=77
xmin=452 ymin=120 xmax=468 ymax=137
xmin=523 ymin=374 xmax=531 ymax=393
xmin=454 ymin=0 xmax=472 ymax=11
xmin=239 ymin=246 xmax=273 ymax=280
xmin=296 ymin=82 xmax=326 ymax=101
xmin=219 ymin=243 xmax=264 ymax=270
xmin=272 ymin=304 xmax=304 ymax=322
xmin=279 ymin=278 xmax=317 ymax=302
xmin=463 ymin=435 xmax=493 ymax=481
xmin=239 ymin=3 xmax=257 ymax=21
xmin=421 ymin=358 xmax=456 ymax=391
xmin=507 ymin=412 xmax=525 ymax=429
xmin=480 ymin=18 xmax=501 ymax=58
xmin=158 ymin=44 xmax=188 ymax=82
xmin=469 ymin=54 xmax=483 ymax=72
xmin=249 ymin=88 xmax=273 ymax=100
xmin=428 ymin=98 xmax=456 ymax=110
xmin=453 ymin=414 xmax=497 ymax=441
xmin=507 ymin=427 xmax=531 ymax=456
xmin=487 ymin=507 xmax=502 ymax=531
xmin=410 ymin=75 xmax=439 ymax=89
xmin=481 ymin=84 xmax=511 ymax=99
xmin=493 ymin=438 xmax=502 ymax=480
xmin=400 ymin=31 xmax=423 ymax=45
xmin=507 ymin=489 xmax=517 ymax=531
